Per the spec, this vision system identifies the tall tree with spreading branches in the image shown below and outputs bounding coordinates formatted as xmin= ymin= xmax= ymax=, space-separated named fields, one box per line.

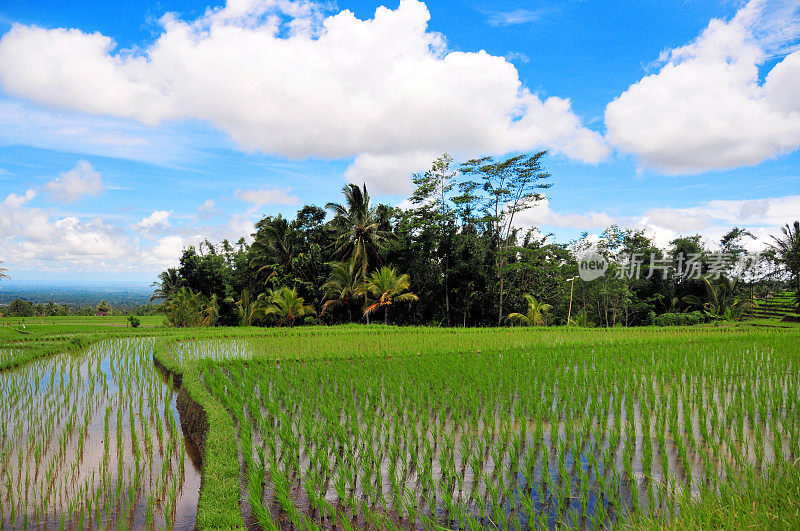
xmin=410 ymin=154 xmax=457 ymax=324
xmin=460 ymin=152 xmax=552 ymax=324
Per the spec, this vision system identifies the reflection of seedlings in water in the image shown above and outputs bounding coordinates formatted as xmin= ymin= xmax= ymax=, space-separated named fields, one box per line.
xmin=0 ymin=339 xmax=201 ymax=529
xmin=198 ymin=337 xmax=800 ymax=529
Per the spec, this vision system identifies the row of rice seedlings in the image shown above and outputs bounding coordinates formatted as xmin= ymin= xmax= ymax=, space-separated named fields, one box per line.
xmin=173 ymin=325 xmax=710 ymax=365
xmin=0 ymin=348 xmax=24 ymax=366
xmin=200 ymin=330 xmax=800 ymax=529
xmin=0 ymin=338 xmax=197 ymax=529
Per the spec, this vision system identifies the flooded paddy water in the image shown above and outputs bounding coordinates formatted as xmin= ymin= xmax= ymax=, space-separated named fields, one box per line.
xmin=4 ymin=330 xmax=798 ymax=530
xmin=0 ymin=338 xmax=201 ymax=530
xmin=196 ymin=336 xmax=800 ymax=530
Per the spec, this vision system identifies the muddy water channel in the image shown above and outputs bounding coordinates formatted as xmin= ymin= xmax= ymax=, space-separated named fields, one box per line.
xmin=0 ymin=339 xmax=201 ymax=530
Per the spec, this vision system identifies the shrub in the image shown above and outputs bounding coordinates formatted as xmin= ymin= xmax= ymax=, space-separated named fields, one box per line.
xmin=128 ymin=315 xmax=141 ymax=328
xmin=654 ymin=313 xmax=676 ymax=326
xmin=654 ymin=311 xmax=705 ymax=327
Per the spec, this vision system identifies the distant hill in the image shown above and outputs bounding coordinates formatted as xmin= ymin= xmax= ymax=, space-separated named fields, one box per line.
xmin=0 ymin=281 xmax=152 ymax=307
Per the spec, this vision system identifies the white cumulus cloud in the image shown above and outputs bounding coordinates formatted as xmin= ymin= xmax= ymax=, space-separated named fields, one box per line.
xmin=44 ymin=160 xmax=104 ymax=203
xmin=516 ymin=198 xmax=616 ymax=230
xmin=136 ymin=210 xmax=172 ymax=232
xmin=3 ymin=189 xmax=36 ymax=209
xmin=0 ymin=0 xmax=607 ymax=194
xmin=235 ymin=187 xmax=299 ymax=205
xmin=605 ymin=0 xmax=800 ymax=174
xmin=0 ymin=192 xmax=131 ymax=269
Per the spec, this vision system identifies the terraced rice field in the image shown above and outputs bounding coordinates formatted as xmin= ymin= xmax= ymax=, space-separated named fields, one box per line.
xmin=0 ymin=339 xmax=201 ymax=529
xmin=3 ymin=326 xmax=800 ymax=529
xmin=177 ymin=329 xmax=800 ymax=529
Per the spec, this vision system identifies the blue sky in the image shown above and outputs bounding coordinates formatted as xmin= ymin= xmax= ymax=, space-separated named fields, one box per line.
xmin=0 ymin=0 xmax=799 ymax=284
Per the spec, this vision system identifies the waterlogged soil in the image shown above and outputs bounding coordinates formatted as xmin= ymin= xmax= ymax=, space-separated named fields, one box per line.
xmin=206 ymin=347 xmax=799 ymax=531
xmin=0 ymin=339 xmax=201 ymax=530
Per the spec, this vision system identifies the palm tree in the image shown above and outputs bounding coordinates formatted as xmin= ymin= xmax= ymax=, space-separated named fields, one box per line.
xmin=201 ymin=294 xmax=220 ymax=327
xmin=360 ymin=266 xmax=418 ymax=324
xmin=771 ymin=221 xmax=800 ymax=311
xmin=0 ymin=261 xmax=8 ymax=280
xmin=96 ymin=300 xmax=112 ymax=316
xmin=326 ymin=184 xmax=390 ymax=273
xmin=150 ymin=268 xmax=181 ymax=301
xmin=506 ymin=295 xmax=552 ymax=326
xmin=321 ymin=258 xmax=363 ymax=322
xmin=683 ymin=276 xmax=752 ymax=320
xmin=165 ymin=287 xmax=205 ymax=327
xmin=165 ymin=287 xmax=220 ymax=327
xmin=570 ymin=310 xmax=591 ymax=327
xmin=265 ymin=287 xmax=316 ymax=326
xmin=227 ymin=289 xmax=266 ymax=326
xmin=249 ymin=216 xmax=295 ymax=283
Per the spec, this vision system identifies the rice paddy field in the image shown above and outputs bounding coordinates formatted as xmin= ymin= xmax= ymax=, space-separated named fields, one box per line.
xmin=0 ymin=339 xmax=201 ymax=529
xmin=2 ymin=323 xmax=800 ymax=529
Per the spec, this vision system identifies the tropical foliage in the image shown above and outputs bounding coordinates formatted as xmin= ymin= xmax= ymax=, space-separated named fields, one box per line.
xmin=228 ymin=290 xmax=266 ymax=326
xmin=771 ymin=220 xmax=800 ymax=311
xmin=165 ymin=287 xmax=220 ymax=327
xmin=321 ymin=258 xmax=363 ymax=322
xmin=265 ymin=287 xmax=316 ymax=326
xmin=151 ymin=268 xmax=181 ymax=301
xmin=149 ymin=151 xmax=797 ymax=328
xmin=326 ymin=184 xmax=390 ymax=273
xmin=506 ymin=294 xmax=552 ymax=326
xmin=684 ymin=277 xmax=753 ymax=321
xmin=360 ymin=266 xmax=419 ymax=324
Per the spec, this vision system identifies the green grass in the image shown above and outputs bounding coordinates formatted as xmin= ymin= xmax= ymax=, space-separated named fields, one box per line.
xmin=0 ymin=314 xmax=166 ymax=327
xmin=178 ymin=359 xmax=245 ymax=529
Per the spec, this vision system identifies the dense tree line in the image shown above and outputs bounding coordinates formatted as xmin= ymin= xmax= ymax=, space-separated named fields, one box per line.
xmin=141 ymin=154 xmax=794 ymax=327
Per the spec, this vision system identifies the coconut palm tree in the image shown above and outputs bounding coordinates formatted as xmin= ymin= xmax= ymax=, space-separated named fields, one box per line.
xmin=326 ymin=184 xmax=390 ymax=273
xmin=321 ymin=258 xmax=363 ymax=322
xmin=683 ymin=276 xmax=752 ymax=320
xmin=165 ymin=287 xmax=206 ymax=327
xmin=360 ymin=266 xmax=418 ymax=324
xmin=249 ymin=216 xmax=296 ymax=283
xmin=770 ymin=220 xmax=800 ymax=311
xmin=266 ymin=287 xmax=316 ymax=326
xmin=150 ymin=268 xmax=181 ymax=301
xmin=227 ymin=289 xmax=266 ymax=326
xmin=506 ymin=295 xmax=552 ymax=326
